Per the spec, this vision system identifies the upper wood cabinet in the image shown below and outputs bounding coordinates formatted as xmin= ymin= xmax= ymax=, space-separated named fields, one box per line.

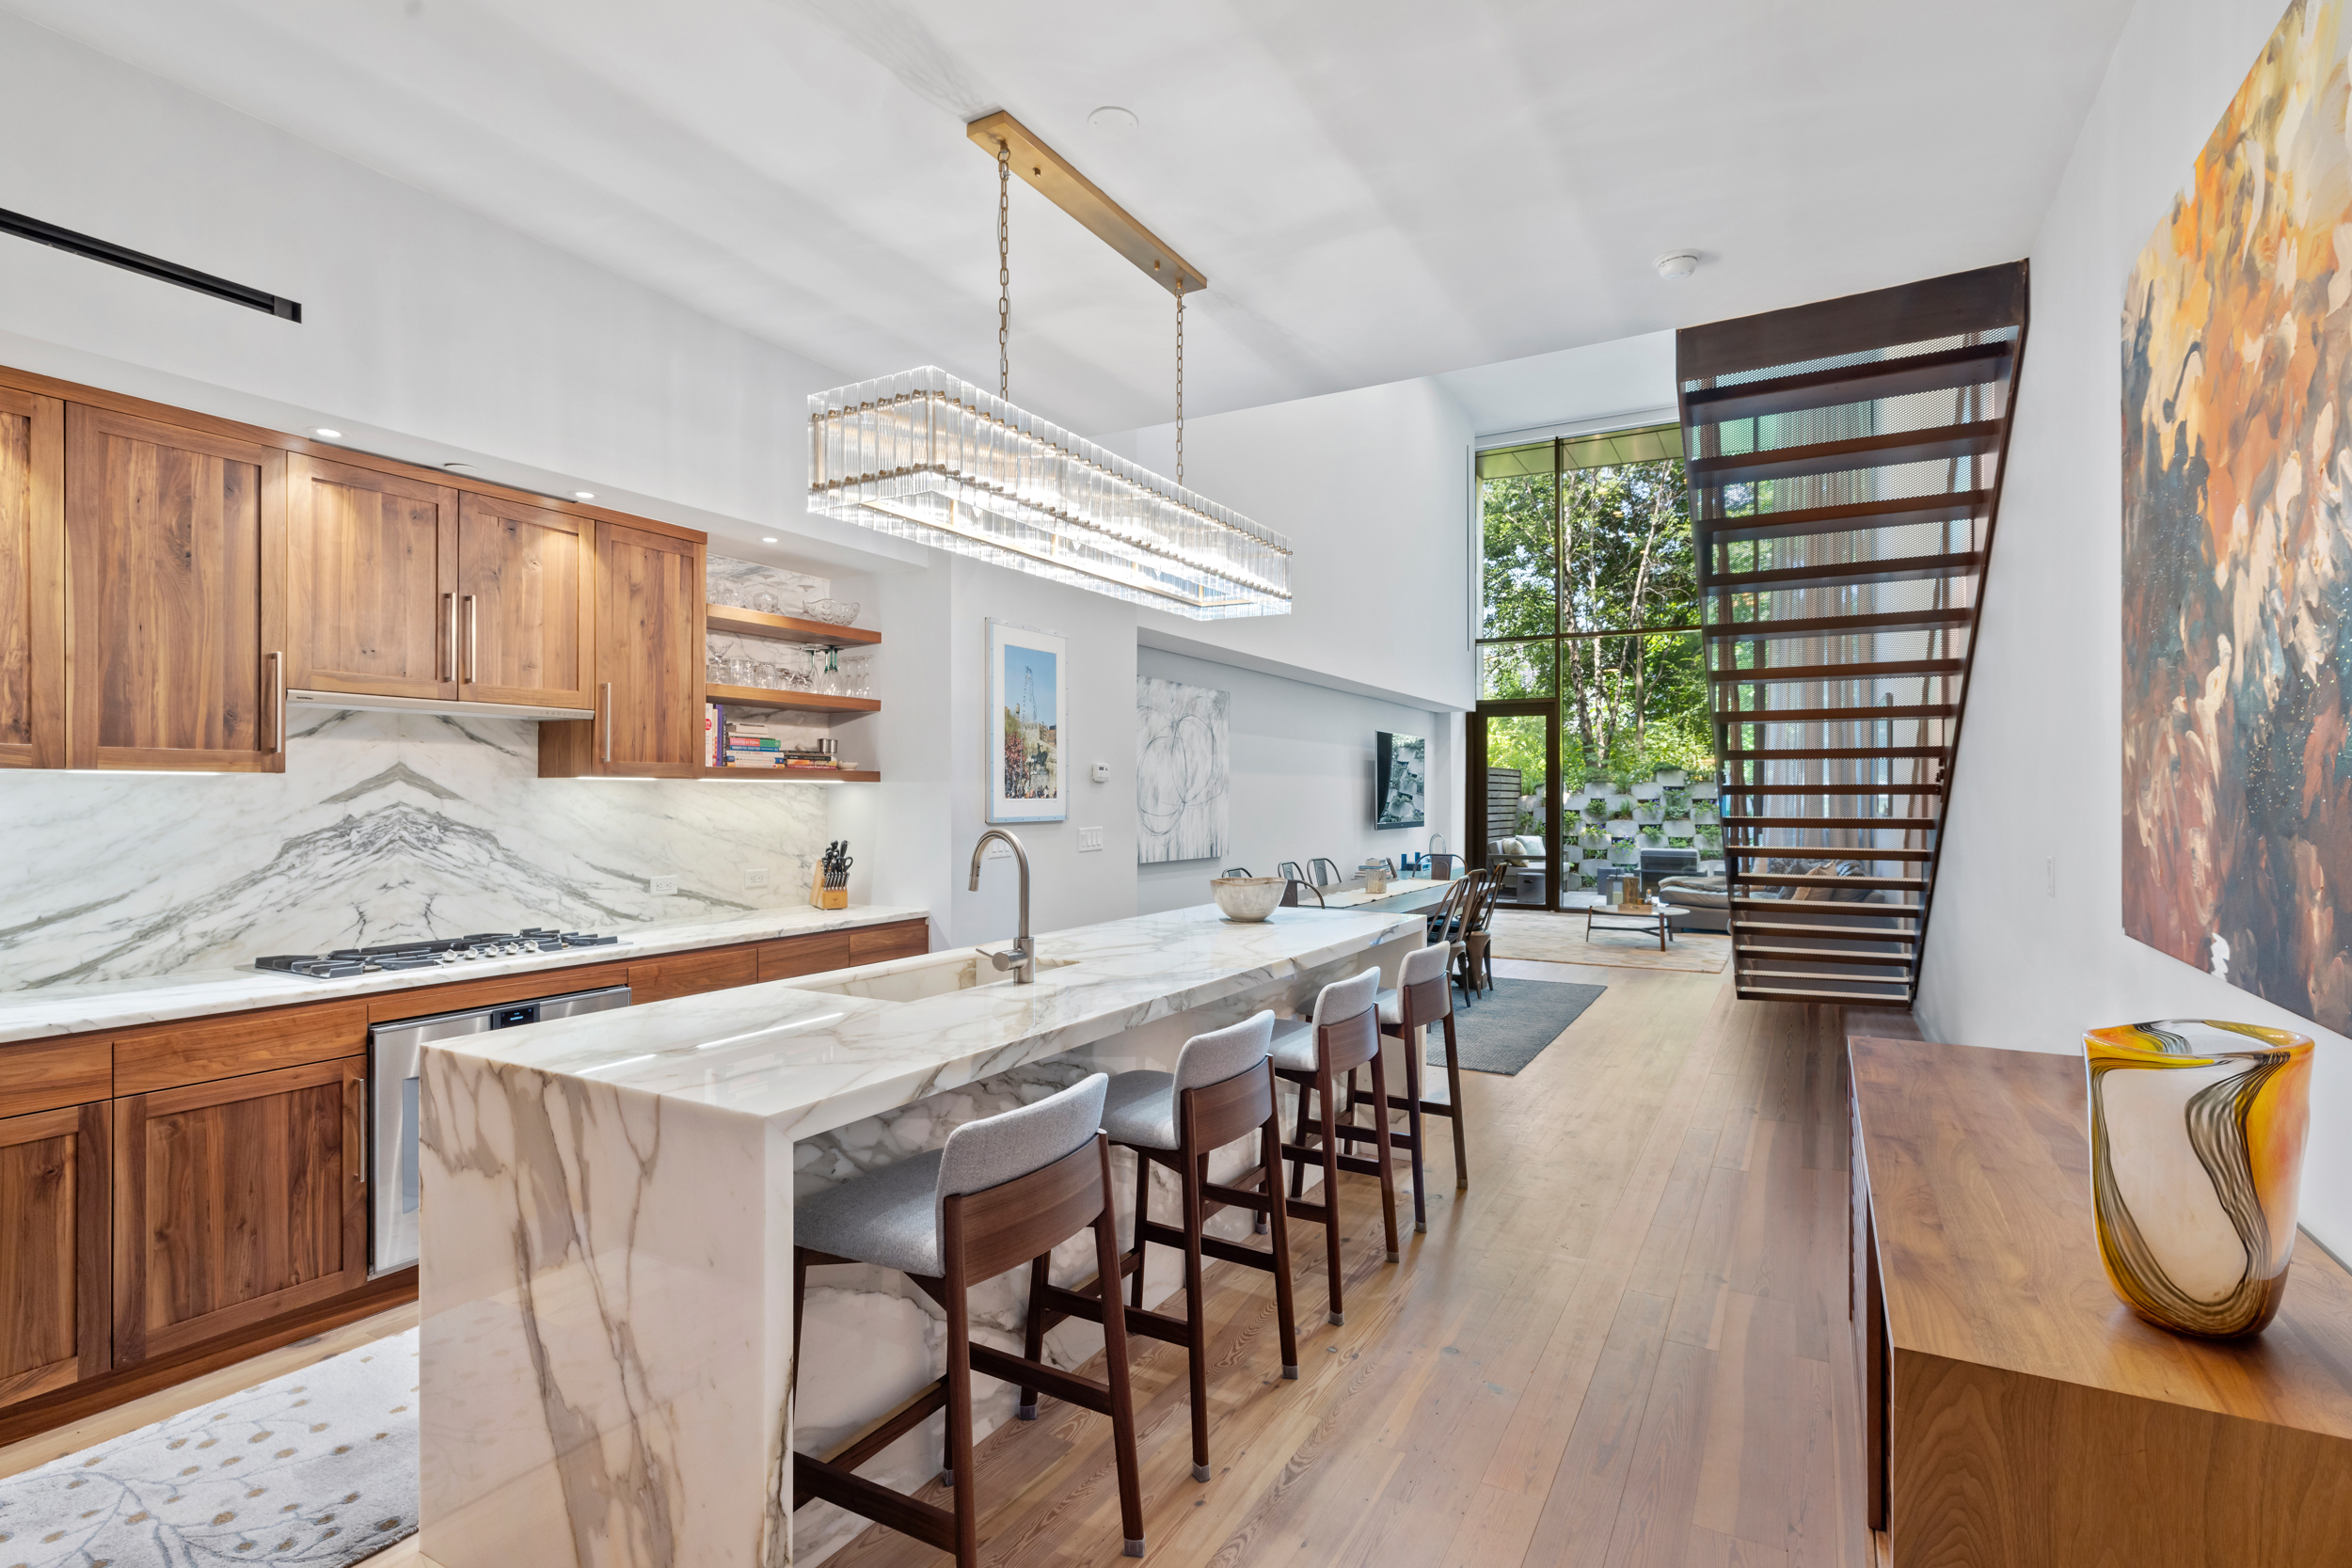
xmin=286 ymin=455 xmax=459 ymax=702
xmin=542 ymin=520 xmax=704 ymax=778
xmin=0 ymin=1102 xmax=108 ymax=1412
xmin=65 ymin=405 xmax=286 ymax=772
xmin=456 ymin=493 xmax=595 ymax=711
xmin=0 ymin=387 xmax=64 ymax=769
xmin=112 ymin=1056 xmax=366 ymax=1368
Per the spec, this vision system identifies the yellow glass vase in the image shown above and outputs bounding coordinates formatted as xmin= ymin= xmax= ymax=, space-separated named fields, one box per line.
xmin=2083 ymin=1019 xmax=2314 ymax=1338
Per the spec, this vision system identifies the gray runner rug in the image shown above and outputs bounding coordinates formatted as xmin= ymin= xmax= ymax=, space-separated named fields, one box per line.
xmin=0 ymin=1329 xmax=419 ymax=1567
xmin=1436 ymin=977 xmax=1606 ymax=1074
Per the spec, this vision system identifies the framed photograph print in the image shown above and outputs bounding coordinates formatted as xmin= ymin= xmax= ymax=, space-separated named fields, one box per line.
xmin=988 ymin=619 xmax=1067 ymax=823
xmin=1375 ymin=731 xmax=1426 ymax=828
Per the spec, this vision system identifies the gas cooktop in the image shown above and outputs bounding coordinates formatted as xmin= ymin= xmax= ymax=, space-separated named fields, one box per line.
xmin=255 ymin=927 xmax=624 ymax=981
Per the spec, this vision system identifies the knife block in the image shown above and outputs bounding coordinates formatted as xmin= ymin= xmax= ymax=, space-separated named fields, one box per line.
xmin=809 ymin=865 xmax=848 ymax=910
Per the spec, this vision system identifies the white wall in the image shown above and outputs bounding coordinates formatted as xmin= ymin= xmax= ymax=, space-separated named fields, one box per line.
xmin=1915 ymin=0 xmax=2352 ymax=1259
xmin=1135 ymin=647 xmax=1460 ymax=915
xmin=1101 ymin=376 xmax=1479 ymax=715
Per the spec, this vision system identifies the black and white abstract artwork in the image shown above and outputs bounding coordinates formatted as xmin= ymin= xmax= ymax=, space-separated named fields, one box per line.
xmin=1375 ymin=732 xmax=1426 ymax=829
xmin=1136 ymin=677 xmax=1229 ymax=863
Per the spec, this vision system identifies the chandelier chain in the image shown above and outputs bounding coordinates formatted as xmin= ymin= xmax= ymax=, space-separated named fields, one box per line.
xmin=1175 ymin=276 xmax=1184 ymax=487
xmin=997 ymin=141 xmax=1010 ymax=400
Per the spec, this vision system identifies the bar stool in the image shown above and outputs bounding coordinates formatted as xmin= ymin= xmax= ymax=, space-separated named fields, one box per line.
xmin=1087 ymin=1012 xmax=1300 ymax=1484
xmin=1342 ymin=942 xmax=1469 ymax=1231
xmin=1269 ymin=968 xmax=1398 ymax=1324
xmin=791 ymin=1074 xmax=1147 ymax=1564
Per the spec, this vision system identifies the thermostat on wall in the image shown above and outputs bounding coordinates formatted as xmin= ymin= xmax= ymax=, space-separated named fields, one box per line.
xmin=1090 ymin=762 xmax=1111 ymax=784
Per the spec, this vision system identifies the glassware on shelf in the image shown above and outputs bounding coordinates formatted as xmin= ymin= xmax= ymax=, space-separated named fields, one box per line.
xmin=725 ymin=656 xmax=756 ymax=687
xmin=708 ymin=581 xmax=742 ymax=609
xmin=706 ymin=653 xmax=729 ymax=685
xmin=753 ymin=661 xmax=779 ymax=688
xmin=752 ymin=591 xmax=782 ymax=615
xmin=802 ymin=598 xmax=860 ymax=626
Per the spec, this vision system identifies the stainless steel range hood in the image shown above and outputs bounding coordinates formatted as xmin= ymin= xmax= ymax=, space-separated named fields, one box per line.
xmin=288 ymin=689 xmax=596 ymax=721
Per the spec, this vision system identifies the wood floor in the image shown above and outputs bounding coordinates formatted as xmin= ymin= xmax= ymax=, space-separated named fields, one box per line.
xmin=824 ymin=957 xmax=1866 ymax=1568
xmin=8 ymin=955 xmax=1866 ymax=1568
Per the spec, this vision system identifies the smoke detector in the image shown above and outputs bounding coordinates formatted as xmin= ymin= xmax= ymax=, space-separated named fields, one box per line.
xmin=1655 ymin=251 xmax=1701 ymax=280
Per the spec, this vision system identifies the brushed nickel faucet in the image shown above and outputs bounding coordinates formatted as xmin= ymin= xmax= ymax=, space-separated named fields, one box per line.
xmin=968 ymin=829 xmax=1035 ymax=984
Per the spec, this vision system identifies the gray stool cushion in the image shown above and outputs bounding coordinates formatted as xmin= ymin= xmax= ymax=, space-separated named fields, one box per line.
xmin=1100 ymin=1011 xmax=1273 ymax=1150
xmin=795 ymin=1074 xmax=1109 ymax=1278
xmin=1378 ymin=945 xmax=1452 ymax=1025
xmin=796 ymin=1148 xmax=949 ymax=1276
xmin=1101 ymin=1071 xmax=1181 ymax=1149
xmin=1268 ymin=1018 xmax=1317 ymax=1072
xmin=1268 ymin=968 xmax=1378 ymax=1071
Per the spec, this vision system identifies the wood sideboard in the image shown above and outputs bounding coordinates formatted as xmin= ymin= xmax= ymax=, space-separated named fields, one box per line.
xmin=1849 ymin=1036 xmax=2352 ymax=1564
xmin=0 ymin=915 xmax=929 ymax=1444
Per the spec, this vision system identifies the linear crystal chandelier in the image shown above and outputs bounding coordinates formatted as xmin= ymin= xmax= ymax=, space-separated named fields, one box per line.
xmin=805 ymin=115 xmax=1292 ymax=621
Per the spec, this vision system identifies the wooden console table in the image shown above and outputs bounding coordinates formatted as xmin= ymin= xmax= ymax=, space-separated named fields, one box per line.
xmin=1849 ymin=1037 xmax=2352 ymax=1565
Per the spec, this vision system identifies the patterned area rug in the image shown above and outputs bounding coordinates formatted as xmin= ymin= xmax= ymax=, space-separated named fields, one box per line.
xmin=1490 ymin=910 xmax=1730 ymax=973
xmin=0 ymin=1330 xmax=419 ymax=1567
xmin=1442 ymin=977 xmax=1607 ymax=1074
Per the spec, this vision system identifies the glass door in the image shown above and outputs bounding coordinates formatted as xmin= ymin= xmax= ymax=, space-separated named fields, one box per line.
xmin=1471 ymin=703 xmax=1557 ymax=911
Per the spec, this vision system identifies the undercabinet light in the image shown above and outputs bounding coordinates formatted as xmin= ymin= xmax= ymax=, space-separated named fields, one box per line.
xmin=575 ymin=491 xmax=596 ymax=500
xmin=314 ymin=427 xmax=342 ymax=439
xmin=95 ymin=769 xmax=228 ymax=776
xmin=761 ymin=536 xmax=778 ymax=543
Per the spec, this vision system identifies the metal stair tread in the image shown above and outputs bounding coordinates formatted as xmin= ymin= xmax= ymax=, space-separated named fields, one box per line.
xmin=1683 ymin=342 xmax=2014 ymax=424
xmin=1687 ymin=421 xmax=2003 ymax=486
xmin=1705 ymin=606 xmax=1977 ymax=641
xmin=1709 ymin=550 xmax=1984 ymax=592
xmin=1695 ymin=490 xmax=1992 ymax=545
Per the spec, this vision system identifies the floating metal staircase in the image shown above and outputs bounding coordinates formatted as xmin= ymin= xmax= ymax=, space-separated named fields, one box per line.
xmin=1676 ymin=264 xmax=2029 ymax=1006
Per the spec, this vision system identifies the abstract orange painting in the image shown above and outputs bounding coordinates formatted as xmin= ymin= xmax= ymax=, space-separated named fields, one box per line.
xmin=2123 ymin=0 xmax=2352 ymax=1031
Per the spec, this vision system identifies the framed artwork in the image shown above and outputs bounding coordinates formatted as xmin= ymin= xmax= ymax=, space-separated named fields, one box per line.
xmin=1136 ymin=676 xmax=1229 ymax=863
xmin=987 ymin=620 xmax=1066 ymax=823
xmin=1375 ymin=732 xmax=1426 ymax=829
xmin=2122 ymin=0 xmax=2352 ymax=1030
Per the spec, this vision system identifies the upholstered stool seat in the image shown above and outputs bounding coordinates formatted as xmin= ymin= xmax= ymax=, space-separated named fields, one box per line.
xmin=1274 ymin=967 xmax=1402 ymax=1322
xmin=795 ymin=1148 xmax=947 ymax=1275
xmin=1099 ymin=1071 xmax=1181 ymax=1150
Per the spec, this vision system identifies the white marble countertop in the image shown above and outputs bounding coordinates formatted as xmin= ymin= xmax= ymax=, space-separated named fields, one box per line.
xmin=426 ymin=902 xmax=1422 ymax=1140
xmin=0 ymin=904 xmax=932 ymax=1045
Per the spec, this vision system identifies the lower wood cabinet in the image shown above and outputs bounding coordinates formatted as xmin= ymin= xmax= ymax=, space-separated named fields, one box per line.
xmin=112 ymin=1057 xmax=366 ymax=1368
xmin=627 ymin=945 xmax=758 ymax=1005
xmin=0 ymin=1102 xmax=108 ymax=1412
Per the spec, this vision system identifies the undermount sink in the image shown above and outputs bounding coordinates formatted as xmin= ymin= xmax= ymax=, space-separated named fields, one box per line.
xmin=791 ymin=946 xmax=1077 ymax=1003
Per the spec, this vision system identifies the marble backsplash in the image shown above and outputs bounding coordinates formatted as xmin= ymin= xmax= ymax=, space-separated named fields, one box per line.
xmin=0 ymin=557 xmax=842 ymax=991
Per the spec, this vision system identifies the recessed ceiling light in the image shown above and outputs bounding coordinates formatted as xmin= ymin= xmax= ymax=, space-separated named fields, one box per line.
xmin=1089 ymin=105 xmax=1137 ymax=135
xmin=313 ymin=427 xmax=342 ymax=439
xmin=1654 ymin=251 xmax=1701 ymax=280
xmin=574 ymin=491 xmax=596 ymax=500
xmin=761 ymin=536 xmax=778 ymax=544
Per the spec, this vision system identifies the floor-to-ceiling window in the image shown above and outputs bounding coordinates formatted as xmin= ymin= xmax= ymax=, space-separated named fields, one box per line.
xmin=1470 ymin=423 xmax=1709 ymax=909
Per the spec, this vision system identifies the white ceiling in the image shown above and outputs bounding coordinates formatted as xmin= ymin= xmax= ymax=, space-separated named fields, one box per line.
xmin=5 ymin=0 xmax=2135 ymax=436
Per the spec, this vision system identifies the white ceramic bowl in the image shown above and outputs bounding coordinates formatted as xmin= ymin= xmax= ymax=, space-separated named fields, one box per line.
xmin=1210 ymin=876 xmax=1286 ymax=922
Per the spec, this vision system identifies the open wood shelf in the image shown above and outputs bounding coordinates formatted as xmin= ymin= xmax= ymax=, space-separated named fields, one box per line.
xmin=705 ymin=607 xmax=881 ymax=647
xmin=705 ymin=684 xmax=880 ymax=715
xmin=699 ymin=767 xmax=881 ymax=783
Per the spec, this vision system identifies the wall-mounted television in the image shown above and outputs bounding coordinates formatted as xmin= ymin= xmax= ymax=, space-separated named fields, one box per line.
xmin=1375 ymin=732 xmax=1426 ymax=829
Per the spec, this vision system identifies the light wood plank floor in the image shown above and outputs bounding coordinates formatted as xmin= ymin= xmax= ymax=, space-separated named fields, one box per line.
xmin=13 ymin=958 xmax=1866 ymax=1568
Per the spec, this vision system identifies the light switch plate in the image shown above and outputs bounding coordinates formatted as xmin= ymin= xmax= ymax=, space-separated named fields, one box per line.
xmin=987 ymin=841 xmax=1012 ymax=859
xmin=650 ymin=875 xmax=679 ymax=895
xmin=1078 ymin=827 xmax=1104 ymax=852
xmin=1090 ymin=762 xmax=1111 ymax=784
xmin=744 ymin=867 xmax=771 ymax=890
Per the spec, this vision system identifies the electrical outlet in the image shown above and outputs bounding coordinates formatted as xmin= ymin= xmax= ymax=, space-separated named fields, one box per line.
xmin=744 ymin=866 xmax=771 ymax=890
xmin=650 ymin=875 xmax=679 ymax=895
xmin=988 ymin=841 xmax=1012 ymax=859
xmin=1078 ymin=827 xmax=1104 ymax=852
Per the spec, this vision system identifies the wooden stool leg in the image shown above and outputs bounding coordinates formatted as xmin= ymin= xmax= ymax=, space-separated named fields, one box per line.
xmin=1369 ymin=1048 xmax=1400 ymax=1263
xmin=1288 ymin=1073 xmax=1312 ymax=1202
xmin=1016 ymin=1253 xmax=1050 ymax=1419
xmin=1093 ymin=1147 xmax=1147 ymax=1558
xmin=1182 ymin=1147 xmax=1212 ymax=1483
xmin=1129 ymin=1148 xmax=1151 ymax=1310
xmin=1261 ymin=1105 xmax=1300 ymax=1378
xmin=1317 ymin=1066 xmax=1344 ymax=1325
xmin=943 ymin=1270 xmax=977 ymax=1565
xmin=1399 ymin=1025 xmax=1428 ymax=1234
xmin=1443 ymin=1010 xmax=1469 ymax=1190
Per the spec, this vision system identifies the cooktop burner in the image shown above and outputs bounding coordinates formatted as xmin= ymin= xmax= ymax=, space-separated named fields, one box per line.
xmin=256 ymin=927 xmax=623 ymax=980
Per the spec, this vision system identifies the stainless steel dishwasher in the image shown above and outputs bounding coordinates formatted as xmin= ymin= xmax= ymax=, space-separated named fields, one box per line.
xmin=368 ymin=983 xmax=631 ymax=1275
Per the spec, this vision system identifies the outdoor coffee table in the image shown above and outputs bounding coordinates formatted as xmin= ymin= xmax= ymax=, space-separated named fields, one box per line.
xmin=1584 ymin=901 xmax=1690 ymax=952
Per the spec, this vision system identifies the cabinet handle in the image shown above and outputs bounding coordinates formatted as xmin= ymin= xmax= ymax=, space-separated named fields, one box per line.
xmin=268 ymin=651 xmax=285 ymax=753
xmin=443 ymin=592 xmax=457 ymax=682
xmin=463 ymin=594 xmax=478 ymax=683
xmin=346 ymin=1076 xmax=363 ymax=1188
xmin=602 ymin=681 xmax=613 ymax=763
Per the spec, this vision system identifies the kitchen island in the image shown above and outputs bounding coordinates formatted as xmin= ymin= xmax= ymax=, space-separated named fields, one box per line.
xmin=416 ymin=900 xmax=1427 ymax=1568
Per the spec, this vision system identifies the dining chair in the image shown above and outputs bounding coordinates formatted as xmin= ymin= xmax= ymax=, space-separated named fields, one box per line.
xmin=1275 ymin=860 xmax=1306 ymax=883
xmin=1221 ymin=866 xmax=1252 ymax=879
xmin=1458 ymin=872 xmax=1502 ymax=998
xmin=1279 ymin=879 xmax=1325 ymax=908
xmin=1309 ymin=857 xmax=1343 ymax=888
